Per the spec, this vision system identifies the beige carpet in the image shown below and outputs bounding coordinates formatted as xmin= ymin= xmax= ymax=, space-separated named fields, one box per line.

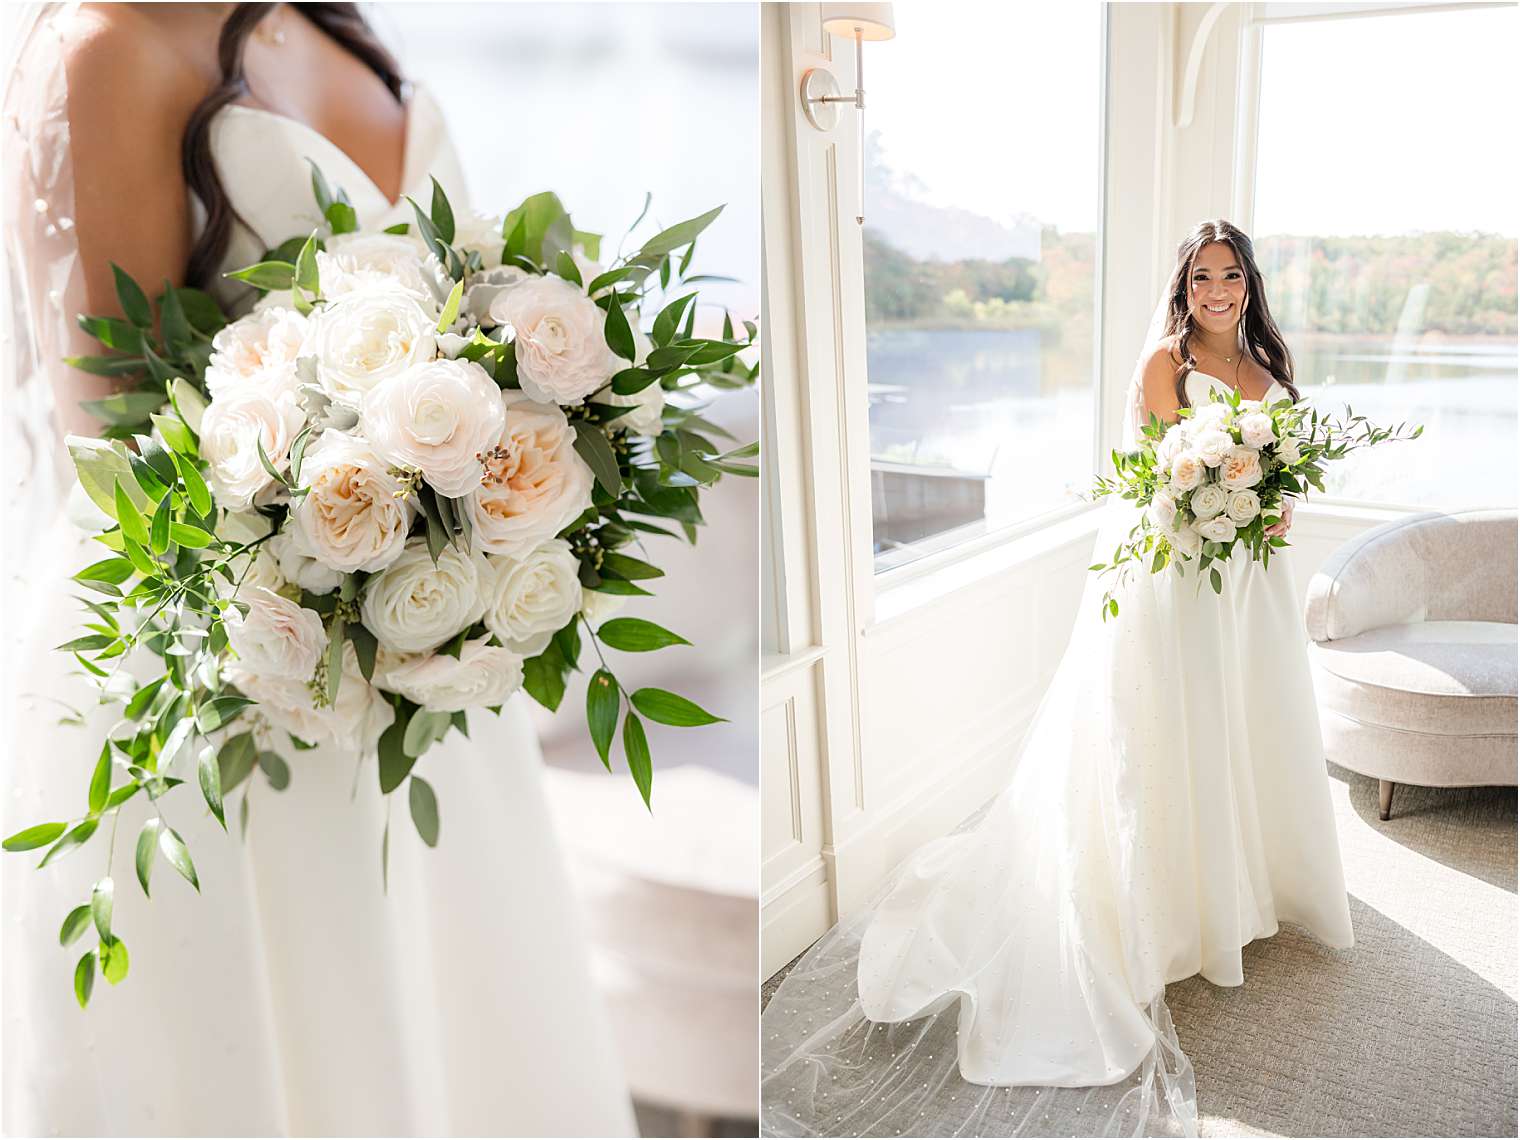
xmin=764 ymin=764 xmax=1517 ymax=1137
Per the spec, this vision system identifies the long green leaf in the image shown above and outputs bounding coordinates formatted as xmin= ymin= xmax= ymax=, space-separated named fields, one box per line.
xmin=573 ymin=423 xmax=622 ymax=497
xmin=586 ymin=669 xmax=619 ymax=770
xmin=74 ymin=951 xmax=95 ymax=1008
xmin=622 ymin=711 xmax=653 ymax=810
xmin=135 ymin=818 xmax=161 ymax=897
xmin=111 ymin=263 xmax=153 ymax=328
xmin=638 ymin=205 xmax=723 ymax=259
xmin=629 ymin=687 xmax=725 ymax=727
xmin=409 ymin=775 xmax=439 ymax=847
xmin=91 ymin=876 xmax=114 ymax=942
xmin=3 ymin=821 xmax=67 ymax=852
xmin=59 ymin=904 xmax=93 ymax=947
xmin=597 ymin=617 xmax=689 ymax=653
xmin=39 ymin=819 xmax=98 ymax=867
xmin=87 ymin=741 xmax=113 ymax=814
xmin=157 ymin=826 xmax=199 ymax=891
xmin=198 ymin=743 xmax=226 ymax=831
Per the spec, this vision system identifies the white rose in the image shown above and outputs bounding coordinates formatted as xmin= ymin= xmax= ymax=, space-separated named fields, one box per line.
xmin=376 ymin=639 xmax=524 ymax=712
xmin=360 ymin=357 xmax=505 ymax=498
xmin=1219 ymin=445 xmax=1264 ymax=490
xmin=291 ymin=431 xmax=414 ymax=573
xmin=1168 ymin=452 xmax=1205 ymax=493
xmin=481 ymin=539 xmax=582 ymax=657
xmin=490 ymin=275 xmax=623 ymax=405
xmin=1237 ymin=412 xmax=1275 ymax=450
xmin=1225 ymin=488 xmax=1261 ymax=525
xmin=1189 ymin=400 xmax=1232 ymax=429
xmin=205 ymin=307 xmax=308 ymax=399
xmin=1189 ymin=481 xmax=1228 ymax=521
xmin=1169 ymin=524 xmax=1203 ymax=558
xmin=360 ymin=538 xmax=489 ymax=653
xmin=268 ymin=528 xmax=345 ymax=595
xmin=580 ymin=588 xmax=625 ymax=625
xmin=1192 ymin=427 xmax=1234 ymax=468
xmin=306 ymin=284 xmax=438 ymax=407
xmin=451 ymin=212 xmax=506 ymax=270
xmin=316 ymin=232 xmax=444 ymax=302
xmin=225 ymin=586 xmax=326 ymax=681
xmin=1157 ymin=424 xmax=1188 ymax=466
xmin=228 ymin=643 xmax=393 ymax=755
xmin=465 ymin=392 xmax=594 ymax=559
xmin=199 ymin=387 xmax=305 ymax=509
xmin=1195 ymin=516 xmax=1239 ymax=544
xmin=1147 ymin=489 xmax=1178 ymax=532
xmin=1276 ymin=434 xmax=1303 ymax=465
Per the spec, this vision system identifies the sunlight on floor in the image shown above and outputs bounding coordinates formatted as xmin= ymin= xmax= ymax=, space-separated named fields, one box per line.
xmin=1327 ymin=771 xmax=1517 ymax=1000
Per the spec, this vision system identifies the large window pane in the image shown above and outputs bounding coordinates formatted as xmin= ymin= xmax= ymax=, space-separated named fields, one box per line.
xmin=863 ymin=3 xmax=1102 ymax=573
xmin=1253 ymin=7 xmax=1518 ymax=508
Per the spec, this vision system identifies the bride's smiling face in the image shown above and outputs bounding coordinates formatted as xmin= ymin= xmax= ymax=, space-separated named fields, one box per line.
xmin=1188 ymin=241 xmax=1248 ymax=335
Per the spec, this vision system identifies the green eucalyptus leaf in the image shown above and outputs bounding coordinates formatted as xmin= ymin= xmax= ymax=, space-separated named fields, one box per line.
xmin=39 ymin=818 xmax=99 ymax=867
xmin=59 ymin=904 xmax=93 ymax=947
xmin=157 ymin=825 xmax=199 ymax=892
xmin=90 ymin=876 xmax=114 ymax=942
xmin=74 ymin=950 xmax=96 ymax=1009
xmin=3 ymin=821 xmax=67 ymax=852
xmin=134 ymin=818 xmax=161 ymax=896
xmin=87 ymin=741 xmax=113 ymax=813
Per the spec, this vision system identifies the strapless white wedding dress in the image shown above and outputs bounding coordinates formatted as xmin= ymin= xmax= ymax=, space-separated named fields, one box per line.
xmin=2 ymin=84 xmax=636 ymax=1137
xmin=762 ymin=372 xmax=1355 ymax=1137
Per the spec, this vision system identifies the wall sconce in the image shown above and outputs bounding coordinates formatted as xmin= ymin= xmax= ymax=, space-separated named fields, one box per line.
xmin=800 ymin=3 xmax=896 ymax=224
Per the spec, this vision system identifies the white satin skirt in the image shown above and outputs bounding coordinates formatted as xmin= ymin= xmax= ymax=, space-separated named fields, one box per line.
xmin=762 ymin=506 xmax=1355 ymax=1137
xmin=3 ymin=522 xmax=636 ymax=1137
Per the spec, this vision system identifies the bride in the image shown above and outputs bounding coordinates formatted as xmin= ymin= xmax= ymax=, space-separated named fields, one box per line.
xmin=2 ymin=4 xmax=634 ymax=1135
xmin=761 ymin=220 xmax=1356 ymax=1138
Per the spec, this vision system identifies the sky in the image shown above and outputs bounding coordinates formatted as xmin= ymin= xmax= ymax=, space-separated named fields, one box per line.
xmin=1254 ymin=5 xmax=1518 ymax=237
xmin=866 ymin=1 xmax=1104 ymax=236
xmin=862 ymin=2 xmax=1516 ymax=240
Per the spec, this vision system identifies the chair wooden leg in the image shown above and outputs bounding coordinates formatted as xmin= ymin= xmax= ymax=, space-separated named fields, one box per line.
xmin=1378 ymin=779 xmax=1395 ymax=821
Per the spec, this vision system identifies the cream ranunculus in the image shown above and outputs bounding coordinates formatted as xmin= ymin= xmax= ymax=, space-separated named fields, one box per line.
xmin=1237 ymin=412 xmax=1275 ymax=449
xmin=1225 ymin=488 xmax=1262 ymax=525
xmin=360 ymin=357 xmax=505 ymax=498
xmin=360 ymin=538 xmax=490 ymax=653
xmin=1168 ymin=452 xmax=1205 ymax=493
xmin=1195 ymin=516 xmax=1239 ymax=543
xmin=465 ymin=392 xmax=594 ymax=559
xmin=1192 ymin=426 xmax=1234 ymax=468
xmin=225 ymin=585 xmax=326 ymax=681
xmin=204 ymin=307 xmax=308 ymax=399
xmin=291 ymin=431 xmax=414 ymax=573
xmin=306 ymin=284 xmax=438 ymax=407
xmin=1219 ymin=445 xmax=1264 ymax=489
xmin=316 ymin=232 xmax=445 ymax=302
xmin=1147 ymin=489 xmax=1178 ymax=532
xmin=1189 ymin=481 xmax=1228 ymax=521
xmin=199 ymin=388 xmax=305 ymax=509
xmin=267 ymin=528 xmax=345 ymax=595
xmin=490 ymin=275 xmax=623 ymax=405
xmin=377 ymin=639 xmax=524 ymax=712
xmin=481 ymin=539 xmax=582 ymax=657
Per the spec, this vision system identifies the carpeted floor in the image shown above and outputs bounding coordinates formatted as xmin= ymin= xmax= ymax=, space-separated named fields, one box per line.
xmin=763 ymin=764 xmax=1517 ymax=1138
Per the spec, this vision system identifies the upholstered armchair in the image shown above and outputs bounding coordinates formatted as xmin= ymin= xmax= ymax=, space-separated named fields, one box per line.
xmin=1304 ymin=510 xmax=1518 ymax=820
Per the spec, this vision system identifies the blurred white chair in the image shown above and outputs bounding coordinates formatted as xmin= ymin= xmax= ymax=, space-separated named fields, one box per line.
xmin=545 ymin=765 xmax=758 ymax=1131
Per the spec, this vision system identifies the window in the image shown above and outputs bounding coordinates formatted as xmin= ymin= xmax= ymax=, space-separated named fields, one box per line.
xmin=861 ymin=4 xmax=1104 ymax=573
xmin=1251 ymin=5 xmax=1518 ymax=508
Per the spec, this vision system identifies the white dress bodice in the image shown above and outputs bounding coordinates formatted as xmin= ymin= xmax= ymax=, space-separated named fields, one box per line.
xmin=199 ymin=85 xmax=468 ymax=308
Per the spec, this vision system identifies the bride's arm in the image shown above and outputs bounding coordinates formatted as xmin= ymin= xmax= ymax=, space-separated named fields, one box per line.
xmin=55 ymin=9 xmax=200 ymax=437
xmin=1139 ymin=344 xmax=1183 ymax=426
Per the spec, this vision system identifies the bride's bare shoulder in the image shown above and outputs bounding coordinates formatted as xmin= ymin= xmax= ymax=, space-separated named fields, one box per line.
xmin=59 ymin=4 xmax=211 ymax=125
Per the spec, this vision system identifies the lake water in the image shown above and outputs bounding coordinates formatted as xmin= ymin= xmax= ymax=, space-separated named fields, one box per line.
xmin=866 ymin=327 xmax=1517 ymax=561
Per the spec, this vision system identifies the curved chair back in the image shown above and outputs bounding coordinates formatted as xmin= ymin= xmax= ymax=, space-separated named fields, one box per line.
xmin=1305 ymin=509 xmax=1518 ymax=643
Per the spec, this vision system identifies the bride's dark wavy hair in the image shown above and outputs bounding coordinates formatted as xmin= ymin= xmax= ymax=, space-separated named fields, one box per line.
xmin=181 ymin=3 xmax=405 ymax=289
xmin=1161 ymin=219 xmax=1299 ymax=406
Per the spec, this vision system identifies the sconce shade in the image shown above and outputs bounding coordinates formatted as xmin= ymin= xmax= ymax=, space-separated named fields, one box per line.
xmin=821 ymin=2 xmax=895 ymax=42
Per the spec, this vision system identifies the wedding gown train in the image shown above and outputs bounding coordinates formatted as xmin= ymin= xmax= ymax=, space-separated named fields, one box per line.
xmin=2 ymin=34 xmax=635 ymax=1136
xmin=761 ymin=372 xmax=1355 ymax=1138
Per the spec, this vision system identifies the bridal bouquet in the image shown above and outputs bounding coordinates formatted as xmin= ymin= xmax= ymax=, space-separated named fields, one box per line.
xmin=1089 ymin=388 xmax=1420 ymax=617
xmin=3 ymin=170 xmax=756 ymax=1006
